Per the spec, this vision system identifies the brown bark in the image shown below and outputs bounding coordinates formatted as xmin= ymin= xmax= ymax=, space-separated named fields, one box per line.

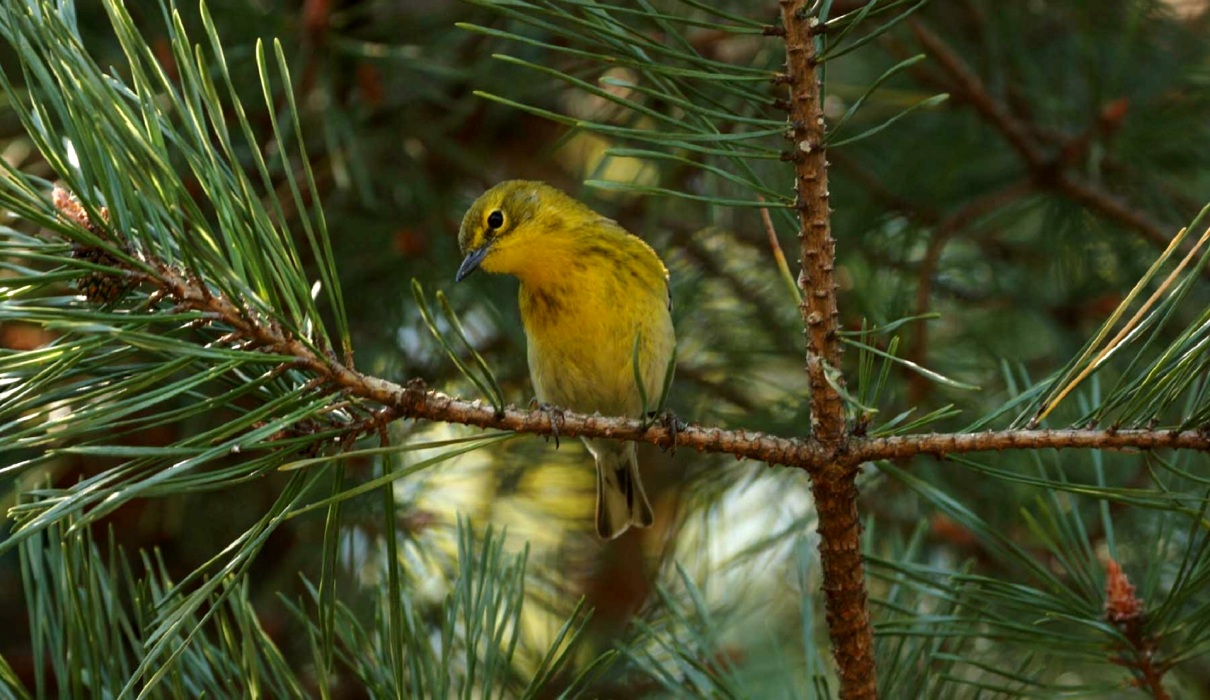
xmin=779 ymin=1 xmax=877 ymax=697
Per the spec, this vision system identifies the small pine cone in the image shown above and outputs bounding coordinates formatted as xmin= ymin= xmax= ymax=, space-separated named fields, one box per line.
xmin=71 ymin=245 xmax=133 ymax=304
xmin=1105 ymin=558 xmax=1144 ymax=625
xmin=54 ymin=185 xmax=130 ymax=303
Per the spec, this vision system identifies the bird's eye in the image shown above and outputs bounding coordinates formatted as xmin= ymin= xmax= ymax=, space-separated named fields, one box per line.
xmin=487 ymin=210 xmax=504 ymax=230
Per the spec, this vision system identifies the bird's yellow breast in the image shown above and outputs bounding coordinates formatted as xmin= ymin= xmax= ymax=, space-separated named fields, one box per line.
xmin=517 ymin=233 xmax=673 ymax=417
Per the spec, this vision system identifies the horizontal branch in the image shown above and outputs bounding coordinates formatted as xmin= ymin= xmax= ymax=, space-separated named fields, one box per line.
xmin=144 ymin=252 xmax=831 ymax=466
xmin=61 ymin=194 xmax=1210 ymax=474
xmin=145 ymin=273 xmax=1210 ymax=466
xmin=386 ymin=384 xmax=831 ymax=467
xmin=388 ymin=396 xmax=1210 ymax=467
xmin=847 ymin=429 xmax=1210 ymax=463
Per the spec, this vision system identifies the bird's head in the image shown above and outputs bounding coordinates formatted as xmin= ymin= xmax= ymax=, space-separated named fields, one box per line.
xmin=455 ymin=180 xmax=590 ymax=282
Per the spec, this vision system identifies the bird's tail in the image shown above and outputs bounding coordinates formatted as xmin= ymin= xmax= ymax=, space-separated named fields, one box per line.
xmin=589 ymin=440 xmax=654 ymax=539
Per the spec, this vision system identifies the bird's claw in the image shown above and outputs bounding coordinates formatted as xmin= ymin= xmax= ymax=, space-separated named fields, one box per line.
xmin=532 ymin=400 xmax=565 ymax=448
xmin=647 ymin=410 xmax=682 ymax=455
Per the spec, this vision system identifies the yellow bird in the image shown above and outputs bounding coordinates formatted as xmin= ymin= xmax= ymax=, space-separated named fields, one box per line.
xmin=456 ymin=181 xmax=675 ymax=539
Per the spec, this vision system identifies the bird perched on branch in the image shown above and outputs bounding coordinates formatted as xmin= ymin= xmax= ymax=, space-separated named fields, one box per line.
xmin=456 ymin=180 xmax=675 ymax=539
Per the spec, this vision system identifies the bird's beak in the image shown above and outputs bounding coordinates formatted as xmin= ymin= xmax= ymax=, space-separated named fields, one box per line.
xmin=456 ymin=245 xmax=491 ymax=282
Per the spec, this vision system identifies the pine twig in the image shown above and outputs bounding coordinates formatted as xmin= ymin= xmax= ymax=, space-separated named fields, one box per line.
xmin=1104 ymin=559 xmax=1171 ymax=700
xmin=758 ymin=195 xmax=803 ymax=307
xmin=845 ymin=429 xmax=1210 ymax=463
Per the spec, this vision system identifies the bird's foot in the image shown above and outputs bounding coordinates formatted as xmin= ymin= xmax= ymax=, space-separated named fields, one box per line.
xmin=530 ymin=398 xmax=565 ymax=448
xmin=647 ymin=409 xmax=683 ymax=455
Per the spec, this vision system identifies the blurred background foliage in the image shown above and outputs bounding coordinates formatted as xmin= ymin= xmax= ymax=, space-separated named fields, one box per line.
xmin=1 ymin=0 xmax=1210 ymax=697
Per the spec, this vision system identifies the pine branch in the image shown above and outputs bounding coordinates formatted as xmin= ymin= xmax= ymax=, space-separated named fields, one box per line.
xmin=66 ymin=184 xmax=1210 ymax=469
xmin=847 ymin=429 xmax=1210 ymax=463
xmin=1104 ymin=559 xmax=1172 ymax=700
xmin=778 ymin=1 xmax=876 ymax=697
xmin=9 ymin=2 xmax=1210 ymax=695
xmin=908 ymin=19 xmax=1181 ymax=260
xmin=782 ymin=13 xmax=847 ymax=445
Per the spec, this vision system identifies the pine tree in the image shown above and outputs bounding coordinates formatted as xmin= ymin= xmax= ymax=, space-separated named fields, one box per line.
xmin=1 ymin=1 xmax=1208 ymax=698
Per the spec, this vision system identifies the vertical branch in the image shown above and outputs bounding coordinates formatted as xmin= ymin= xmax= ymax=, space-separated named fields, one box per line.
xmin=781 ymin=12 xmax=845 ymax=445
xmin=778 ymin=1 xmax=877 ymax=698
